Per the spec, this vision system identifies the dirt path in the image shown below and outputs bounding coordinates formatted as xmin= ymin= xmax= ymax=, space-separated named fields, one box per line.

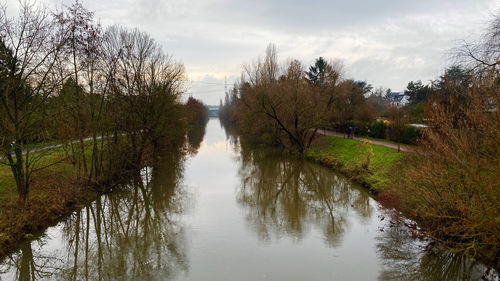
xmin=316 ymin=129 xmax=416 ymax=153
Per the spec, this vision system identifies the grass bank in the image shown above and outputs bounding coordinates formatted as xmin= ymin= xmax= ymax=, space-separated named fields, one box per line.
xmin=306 ymin=135 xmax=500 ymax=272
xmin=305 ymin=135 xmax=406 ymax=193
xmin=0 ymin=147 xmax=101 ymax=257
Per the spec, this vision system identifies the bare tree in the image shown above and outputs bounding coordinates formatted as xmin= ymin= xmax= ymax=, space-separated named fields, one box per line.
xmin=53 ymin=1 xmax=107 ymax=183
xmin=457 ymin=14 xmax=500 ymax=74
xmin=233 ymin=44 xmax=344 ymax=153
xmin=394 ymin=14 xmax=500 ymax=266
xmin=0 ymin=1 xmax=67 ymax=202
xmin=103 ymin=26 xmax=186 ymax=165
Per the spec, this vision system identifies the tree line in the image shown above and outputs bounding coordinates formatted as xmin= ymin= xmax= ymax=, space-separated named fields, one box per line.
xmin=0 ymin=1 xmax=207 ymax=203
xmin=218 ymin=45 xmax=428 ymax=152
xmin=219 ymin=45 xmax=375 ymax=153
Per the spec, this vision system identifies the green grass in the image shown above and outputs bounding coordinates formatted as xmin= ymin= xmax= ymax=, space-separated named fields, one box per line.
xmin=0 ymin=147 xmax=72 ymax=202
xmin=0 ymin=166 xmax=14 ymax=201
xmin=0 ymin=138 xmax=104 ymax=202
xmin=0 ymin=135 xmax=123 ymax=202
xmin=306 ymin=136 xmax=406 ymax=192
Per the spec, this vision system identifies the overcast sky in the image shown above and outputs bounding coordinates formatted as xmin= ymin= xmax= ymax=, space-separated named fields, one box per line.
xmin=6 ymin=0 xmax=500 ymax=104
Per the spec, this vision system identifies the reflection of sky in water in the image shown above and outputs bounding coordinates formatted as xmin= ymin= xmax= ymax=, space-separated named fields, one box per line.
xmin=196 ymin=140 xmax=230 ymax=154
xmin=198 ymin=118 xmax=229 ymax=146
xmin=0 ymin=119 xmax=497 ymax=281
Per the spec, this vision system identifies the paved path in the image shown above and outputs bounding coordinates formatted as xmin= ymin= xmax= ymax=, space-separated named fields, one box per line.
xmin=315 ymin=129 xmax=416 ymax=153
xmin=3 ymin=136 xmax=106 ymax=160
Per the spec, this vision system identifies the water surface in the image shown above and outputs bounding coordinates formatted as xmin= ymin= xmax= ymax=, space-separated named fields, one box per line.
xmin=0 ymin=119 xmax=495 ymax=281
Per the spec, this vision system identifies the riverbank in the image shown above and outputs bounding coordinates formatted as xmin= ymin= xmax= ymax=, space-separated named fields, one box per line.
xmin=306 ymin=134 xmax=500 ymax=272
xmin=0 ymin=148 xmax=99 ymax=257
xmin=305 ymin=135 xmax=406 ymax=193
xmin=0 ymin=140 xmax=149 ymax=258
xmin=0 ymin=134 xmax=191 ymax=259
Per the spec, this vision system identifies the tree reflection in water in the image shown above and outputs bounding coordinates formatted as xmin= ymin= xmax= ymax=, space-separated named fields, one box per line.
xmin=186 ymin=122 xmax=207 ymax=156
xmin=376 ymin=217 xmax=498 ymax=281
xmin=0 ymin=242 xmax=63 ymax=281
xmin=0 ymin=146 xmax=191 ymax=281
xmin=234 ymin=143 xmax=498 ymax=280
xmin=236 ymin=147 xmax=373 ymax=247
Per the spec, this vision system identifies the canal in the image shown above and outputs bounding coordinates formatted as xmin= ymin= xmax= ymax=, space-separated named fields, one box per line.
xmin=0 ymin=119 xmax=495 ymax=280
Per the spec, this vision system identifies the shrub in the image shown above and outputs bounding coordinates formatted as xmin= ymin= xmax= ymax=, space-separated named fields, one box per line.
xmin=394 ymin=72 xmax=500 ymax=268
xmin=402 ymin=126 xmax=420 ymax=145
xmin=370 ymin=120 xmax=387 ymax=139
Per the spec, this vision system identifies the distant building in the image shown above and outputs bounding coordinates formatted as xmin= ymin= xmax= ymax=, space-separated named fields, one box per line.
xmin=386 ymin=92 xmax=408 ymax=107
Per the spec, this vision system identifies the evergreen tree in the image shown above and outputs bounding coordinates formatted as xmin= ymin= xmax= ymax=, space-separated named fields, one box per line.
xmin=306 ymin=57 xmax=328 ymax=85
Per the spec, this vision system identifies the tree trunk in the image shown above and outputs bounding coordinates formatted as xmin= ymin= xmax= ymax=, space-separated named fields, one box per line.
xmin=6 ymin=145 xmax=28 ymax=203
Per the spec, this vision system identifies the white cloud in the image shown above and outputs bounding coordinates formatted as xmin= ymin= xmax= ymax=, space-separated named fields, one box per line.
xmin=4 ymin=0 xmax=500 ymax=103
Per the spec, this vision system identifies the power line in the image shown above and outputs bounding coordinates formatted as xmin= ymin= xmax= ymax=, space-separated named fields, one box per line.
xmin=186 ymin=93 xmax=223 ymax=97
xmin=186 ymin=89 xmax=233 ymax=95
xmin=182 ymin=78 xmax=235 ymax=97
xmin=182 ymin=80 xmax=229 ymax=86
xmin=187 ymin=87 xmax=233 ymax=93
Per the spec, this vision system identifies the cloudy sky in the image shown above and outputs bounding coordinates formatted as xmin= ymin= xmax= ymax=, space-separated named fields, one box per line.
xmin=7 ymin=0 xmax=499 ymax=104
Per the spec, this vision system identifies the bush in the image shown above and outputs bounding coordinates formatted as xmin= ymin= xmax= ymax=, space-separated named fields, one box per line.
xmin=387 ymin=125 xmax=421 ymax=145
xmin=394 ymin=73 xmax=500 ymax=269
xmin=337 ymin=120 xmax=421 ymax=145
xmin=402 ymin=126 xmax=420 ymax=145
xmin=370 ymin=120 xmax=388 ymax=139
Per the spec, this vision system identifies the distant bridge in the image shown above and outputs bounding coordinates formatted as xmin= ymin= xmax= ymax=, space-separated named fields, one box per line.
xmin=206 ymin=106 xmax=219 ymax=118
